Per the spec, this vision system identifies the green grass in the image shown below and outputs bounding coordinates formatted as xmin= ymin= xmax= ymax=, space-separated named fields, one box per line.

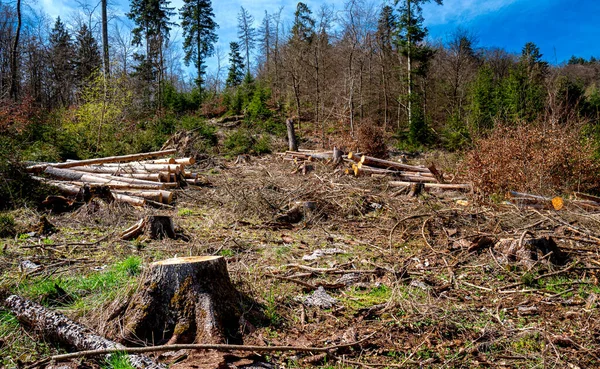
xmin=102 ymin=352 xmax=135 ymax=369
xmin=0 ymin=310 xmax=54 ymax=367
xmin=342 ymin=284 xmax=392 ymax=312
xmin=16 ymin=256 xmax=142 ymax=312
xmin=178 ymin=208 xmax=194 ymax=216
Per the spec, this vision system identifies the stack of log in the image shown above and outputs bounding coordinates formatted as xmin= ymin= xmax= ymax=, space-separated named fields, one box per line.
xmin=280 ymin=149 xmax=472 ymax=192
xmin=26 ymin=149 xmax=201 ymax=207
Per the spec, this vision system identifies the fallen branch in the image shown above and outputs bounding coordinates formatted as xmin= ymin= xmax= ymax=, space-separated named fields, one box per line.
xmin=52 ymin=334 xmax=374 ymax=361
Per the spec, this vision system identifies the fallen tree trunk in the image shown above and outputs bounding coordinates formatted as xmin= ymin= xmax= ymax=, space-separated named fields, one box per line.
xmin=45 ymin=167 xmax=166 ymax=189
xmin=360 ymin=155 xmax=430 ymax=173
xmin=112 ymin=193 xmax=146 ymax=207
xmin=120 ymin=256 xmax=240 ymax=345
xmin=3 ymin=295 xmax=166 ymax=369
xmin=112 ymin=190 xmax=173 ymax=204
xmin=96 ymin=163 xmax=183 ymax=174
xmin=68 ymin=167 xmax=170 ymax=182
xmin=27 ymin=149 xmax=177 ymax=173
xmin=388 ymin=181 xmax=472 ymax=191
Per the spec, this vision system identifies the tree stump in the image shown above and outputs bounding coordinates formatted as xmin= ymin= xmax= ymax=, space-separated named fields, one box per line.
xmin=121 ymin=215 xmax=176 ymax=240
xmin=121 ymin=256 xmax=240 ymax=345
xmin=286 ymin=118 xmax=298 ymax=152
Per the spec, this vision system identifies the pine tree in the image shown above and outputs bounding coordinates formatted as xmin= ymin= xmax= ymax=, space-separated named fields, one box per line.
xmin=74 ymin=24 xmax=101 ymax=84
xmin=237 ymin=6 xmax=256 ymax=75
xmin=128 ymin=0 xmax=175 ymax=104
xmin=226 ymin=42 xmax=245 ymax=88
xmin=49 ymin=17 xmax=75 ymax=106
xmin=396 ymin=0 xmax=443 ymax=145
xmin=180 ymin=0 xmax=219 ymax=91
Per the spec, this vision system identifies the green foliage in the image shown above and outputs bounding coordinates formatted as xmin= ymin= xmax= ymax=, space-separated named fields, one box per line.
xmin=246 ymin=85 xmax=272 ymax=122
xmin=180 ymin=0 xmax=218 ymax=90
xmin=103 ymin=352 xmax=135 ymax=369
xmin=223 ymin=129 xmax=271 ymax=156
xmin=224 ymin=129 xmax=254 ymax=156
xmin=178 ymin=208 xmax=194 ymax=216
xmin=441 ymin=114 xmax=471 ymax=151
xmin=226 ymin=42 xmax=245 ymax=88
xmin=0 ymin=213 xmax=16 ymax=238
xmin=469 ymin=64 xmax=500 ymax=133
xmin=62 ymin=72 xmax=133 ymax=158
xmin=161 ymin=81 xmax=201 ymax=113
xmin=408 ymin=101 xmax=431 ymax=145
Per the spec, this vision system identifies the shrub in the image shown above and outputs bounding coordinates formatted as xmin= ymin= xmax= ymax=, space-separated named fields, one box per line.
xmin=253 ymin=135 xmax=272 ymax=154
xmin=0 ymin=213 xmax=16 ymax=238
xmin=356 ymin=121 xmax=388 ymax=158
xmin=224 ymin=130 xmax=254 ymax=156
xmin=467 ymin=123 xmax=600 ymax=196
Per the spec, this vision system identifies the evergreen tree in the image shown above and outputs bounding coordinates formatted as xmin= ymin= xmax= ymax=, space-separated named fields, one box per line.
xmin=470 ymin=64 xmax=499 ymax=132
xmin=396 ymin=0 xmax=442 ymax=145
xmin=49 ymin=17 xmax=75 ymax=106
xmin=291 ymin=2 xmax=315 ymax=44
xmin=226 ymin=42 xmax=245 ymax=88
xmin=128 ymin=0 xmax=175 ymax=100
xmin=74 ymin=24 xmax=101 ymax=84
xmin=237 ymin=6 xmax=257 ymax=75
xmin=504 ymin=42 xmax=547 ymax=121
xmin=180 ymin=0 xmax=219 ymax=91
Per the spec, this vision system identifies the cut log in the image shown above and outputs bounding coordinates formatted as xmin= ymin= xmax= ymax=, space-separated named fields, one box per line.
xmin=140 ymin=158 xmax=176 ymax=164
xmin=286 ymin=118 xmax=298 ymax=152
xmin=3 ymin=295 xmax=166 ymax=369
xmin=113 ymin=193 xmax=146 ymax=207
xmin=508 ymin=191 xmax=563 ymax=211
xmin=96 ymin=163 xmax=183 ymax=174
xmin=45 ymin=167 xmax=167 ymax=189
xmin=360 ymin=155 xmax=430 ymax=173
xmin=347 ymin=152 xmax=361 ymax=163
xmin=120 ymin=256 xmax=240 ymax=345
xmin=121 ymin=215 xmax=176 ymax=240
xmin=388 ymin=181 xmax=472 ymax=191
xmin=113 ymin=190 xmax=173 ymax=204
xmin=427 ymin=163 xmax=444 ymax=184
xmin=26 ymin=149 xmax=177 ymax=173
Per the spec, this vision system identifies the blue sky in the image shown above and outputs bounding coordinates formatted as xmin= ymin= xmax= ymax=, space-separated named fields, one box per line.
xmin=37 ymin=0 xmax=600 ymax=79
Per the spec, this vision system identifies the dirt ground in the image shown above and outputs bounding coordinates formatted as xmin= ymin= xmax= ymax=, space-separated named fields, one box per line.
xmin=1 ymin=153 xmax=600 ymax=369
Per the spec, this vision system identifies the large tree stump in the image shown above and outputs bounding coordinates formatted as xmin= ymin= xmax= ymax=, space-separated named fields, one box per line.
xmin=4 ymin=295 xmax=165 ymax=369
xmin=121 ymin=256 xmax=240 ymax=346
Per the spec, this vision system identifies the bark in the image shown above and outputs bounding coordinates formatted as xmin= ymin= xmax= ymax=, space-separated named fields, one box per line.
xmin=26 ymin=149 xmax=177 ymax=173
xmin=388 ymin=181 xmax=472 ymax=191
xmin=112 ymin=190 xmax=173 ymax=204
xmin=360 ymin=155 xmax=430 ymax=173
xmin=3 ymin=295 xmax=166 ymax=369
xmin=44 ymin=167 xmax=167 ymax=189
xmin=101 ymin=0 xmax=110 ymax=77
xmin=113 ymin=193 xmax=146 ymax=207
xmin=120 ymin=256 xmax=240 ymax=345
xmin=121 ymin=216 xmax=176 ymax=240
xmin=9 ymin=0 xmax=21 ymax=99
xmin=286 ymin=118 xmax=298 ymax=152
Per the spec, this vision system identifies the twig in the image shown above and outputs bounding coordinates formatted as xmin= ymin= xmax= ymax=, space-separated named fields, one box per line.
xmin=52 ymin=334 xmax=376 ymax=361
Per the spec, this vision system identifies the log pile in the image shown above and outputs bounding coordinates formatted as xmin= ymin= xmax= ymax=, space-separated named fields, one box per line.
xmin=26 ymin=149 xmax=201 ymax=207
xmin=279 ymin=149 xmax=472 ymax=192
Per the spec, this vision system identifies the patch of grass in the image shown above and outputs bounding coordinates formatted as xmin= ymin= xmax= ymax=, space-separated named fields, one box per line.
xmin=264 ymin=286 xmax=283 ymax=326
xmin=17 ymin=256 xmax=143 ymax=311
xmin=511 ymin=332 xmax=543 ymax=354
xmin=102 ymin=352 xmax=135 ymax=369
xmin=342 ymin=284 xmax=392 ymax=311
xmin=220 ymin=249 xmax=235 ymax=257
xmin=178 ymin=208 xmax=194 ymax=216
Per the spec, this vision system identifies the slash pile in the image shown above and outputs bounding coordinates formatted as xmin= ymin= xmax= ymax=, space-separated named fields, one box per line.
xmin=281 ymin=149 xmax=472 ymax=191
xmin=26 ymin=149 xmax=201 ymax=207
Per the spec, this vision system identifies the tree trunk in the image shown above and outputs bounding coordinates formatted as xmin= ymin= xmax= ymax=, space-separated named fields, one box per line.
xmin=4 ymin=295 xmax=166 ymax=369
xmin=44 ymin=167 xmax=167 ymax=189
xmin=102 ymin=0 xmax=110 ymax=77
xmin=406 ymin=0 xmax=413 ymax=129
xmin=26 ymin=149 xmax=177 ymax=173
xmin=9 ymin=0 xmax=21 ymax=99
xmin=120 ymin=256 xmax=240 ymax=345
xmin=360 ymin=155 xmax=430 ymax=173
xmin=286 ymin=118 xmax=298 ymax=152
